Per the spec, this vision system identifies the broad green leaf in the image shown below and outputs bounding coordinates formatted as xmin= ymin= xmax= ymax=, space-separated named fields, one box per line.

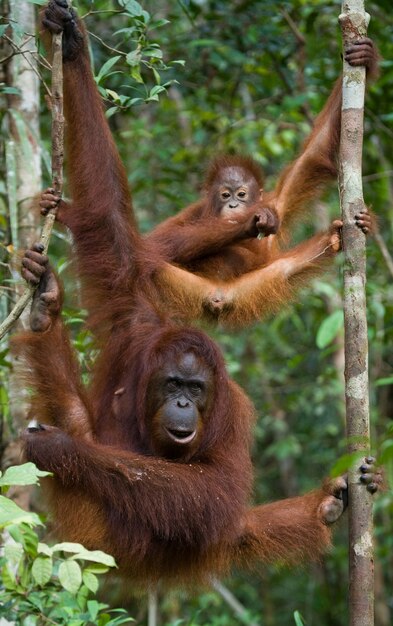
xmin=1 ymin=564 xmax=17 ymax=589
xmin=96 ymin=55 xmax=122 ymax=83
xmin=118 ymin=0 xmax=146 ymax=18
xmin=58 ymin=560 xmax=82 ymax=594
xmin=4 ymin=542 xmax=24 ymax=572
xmin=0 ymin=462 xmax=51 ymax=487
xmin=0 ymin=496 xmax=42 ymax=528
xmin=87 ymin=600 xmax=100 ymax=621
xmin=83 ymin=571 xmax=99 ymax=593
xmin=32 ymin=556 xmax=53 ymax=586
xmin=316 ymin=310 xmax=344 ymax=349
xmin=126 ymin=49 xmax=142 ymax=68
xmin=70 ymin=549 xmax=116 ymax=567
xmin=52 ymin=541 xmax=86 ymax=553
xmin=53 ymin=542 xmax=116 ymax=566
xmin=37 ymin=542 xmax=53 ymax=556
xmin=105 ymin=107 xmax=120 ymax=119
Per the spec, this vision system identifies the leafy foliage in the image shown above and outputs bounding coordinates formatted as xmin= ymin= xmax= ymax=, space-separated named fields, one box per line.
xmin=0 ymin=464 xmax=133 ymax=626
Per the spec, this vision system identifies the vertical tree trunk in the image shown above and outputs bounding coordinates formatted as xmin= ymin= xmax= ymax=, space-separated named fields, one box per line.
xmin=3 ymin=1 xmax=41 ymax=481
xmin=6 ymin=0 xmax=42 ymax=255
xmin=338 ymin=3 xmax=374 ymax=626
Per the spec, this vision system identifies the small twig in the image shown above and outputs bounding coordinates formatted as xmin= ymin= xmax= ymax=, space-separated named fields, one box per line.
xmin=3 ymin=34 xmax=52 ymax=97
xmin=81 ymin=9 xmax=123 ymax=18
xmin=147 ymin=589 xmax=158 ymax=626
xmin=280 ymin=9 xmax=306 ymax=45
xmin=212 ymin=579 xmax=259 ymax=626
xmin=363 ymin=169 xmax=393 ymax=182
xmin=374 ymin=231 xmax=393 ymax=279
xmin=0 ymin=32 xmax=63 ymax=340
xmin=87 ymin=30 xmax=126 ymax=56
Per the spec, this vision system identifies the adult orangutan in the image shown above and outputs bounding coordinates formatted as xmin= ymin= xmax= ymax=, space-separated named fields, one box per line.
xmin=15 ymin=245 xmax=382 ymax=589
xmin=39 ymin=1 xmax=378 ymax=328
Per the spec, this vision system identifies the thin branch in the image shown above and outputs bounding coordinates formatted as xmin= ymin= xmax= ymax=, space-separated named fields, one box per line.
xmin=363 ymin=169 xmax=393 ymax=182
xmin=212 ymin=580 xmax=259 ymax=626
xmin=0 ymin=32 xmax=63 ymax=341
xmin=3 ymin=34 xmax=52 ymax=97
xmin=147 ymin=590 xmax=158 ymax=626
xmin=81 ymin=9 xmax=123 ymax=19
xmin=374 ymin=232 xmax=393 ymax=279
xmin=280 ymin=9 xmax=306 ymax=45
xmin=87 ymin=30 xmax=127 ymax=56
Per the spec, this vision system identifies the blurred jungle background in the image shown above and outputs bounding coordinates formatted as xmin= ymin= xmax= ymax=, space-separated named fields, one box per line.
xmin=0 ymin=0 xmax=392 ymax=624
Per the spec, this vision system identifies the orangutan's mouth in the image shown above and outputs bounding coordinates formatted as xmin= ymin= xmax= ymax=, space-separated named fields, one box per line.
xmin=166 ymin=428 xmax=196 ymax=444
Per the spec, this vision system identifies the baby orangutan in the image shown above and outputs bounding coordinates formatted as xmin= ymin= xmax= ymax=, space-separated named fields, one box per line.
xmin=38 ymin=0 xmax=378 ymax=328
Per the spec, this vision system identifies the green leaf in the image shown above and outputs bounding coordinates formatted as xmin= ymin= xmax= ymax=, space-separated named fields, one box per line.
xmin=330 ymin=451 xmax=364 ymax=477
xmin=83 ymin=571 xmax=99 ymax=593
xmin=316 ymin=310 xmax=344 ymax=349
xmin=0 ymin=462 xmax=51 ymax=487
xmin=105 ymin=107 xmax=120 ymax=119
xmin=130 ymin=67 xmax=144 ymax=84
xmin=144 ymin=47 xmax=163 ymax=60
xmin=0 ymin=496 xmax=42 ymax=528
xmin=106 ymin=89 xmax=120 ymax=102
xmin=52 ymin=541 xmax=86 ymax=553
xmin=96 ymin=56 xmax=122 ymax=84
xmin=1 ymin=564 xmax=17 ymax=589
xmin=150 ymin=19 xmax=170 ymax=29
xmin=37 ymin=542 xmax=53 ymax=556
xmin=152 ymin=67 xmax=161 ymax=85
xmin=126 ymin=49 xmax=142 ymax=68
xmin=4 ymin=542 xmax=24 ymax=573
xmin=58 ymin=560 xmax=82 ymax=594
xmin=32 ymin=556 xmax=53 ymax=586
xmin=294 ymin=611 xmax=306 ymax=626
xmin=52 ymin=542 xmax=116 ymax=566
xmin=84 ymin=564 xmax=111 ymax=574
xmin=118 ymin=0 xmax=146 ymax=18
xmin=375 ymin=376 xmax=393 ymax=387
xmin=149 ymin=85 xmax=165 ymax=98
xmin=0 ymin=85 xmax=20 ymax=95
xmin=70 ymin=549 xmax=116 ymax=567
xmin=23 ymin=617 xmax=38 ymax=626
xmin=87 ymin=600 xmax=100 ymax=621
